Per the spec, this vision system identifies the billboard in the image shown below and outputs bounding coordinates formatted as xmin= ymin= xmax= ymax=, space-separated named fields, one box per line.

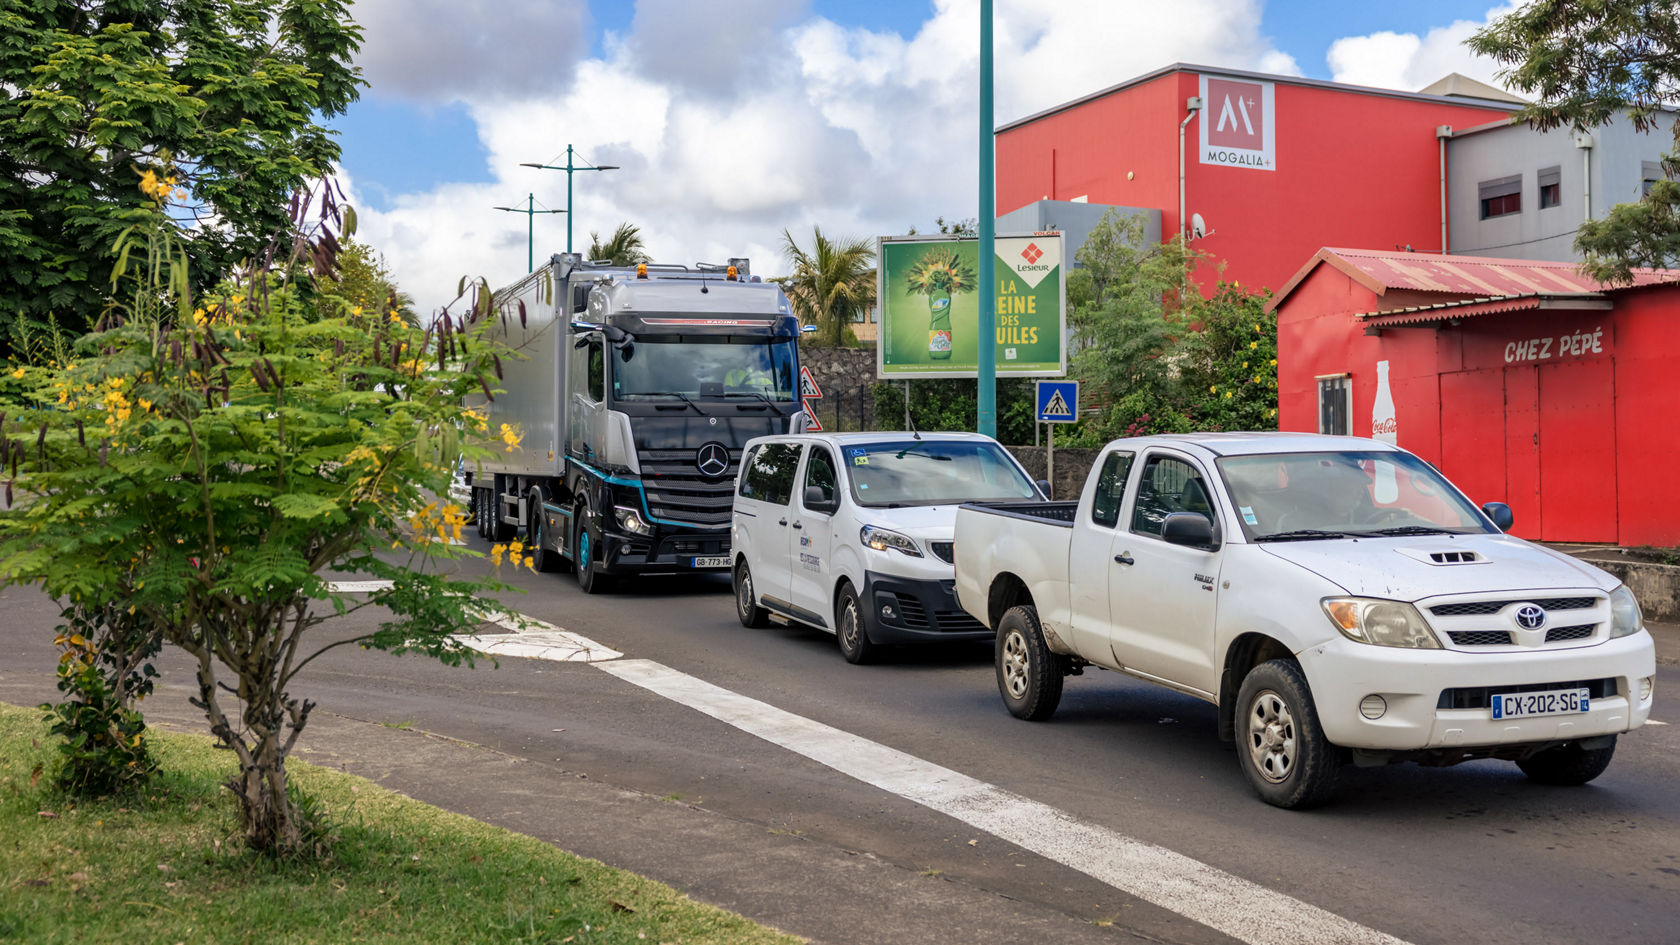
xmin=876 ymin=233 xmax=1066 ymax=378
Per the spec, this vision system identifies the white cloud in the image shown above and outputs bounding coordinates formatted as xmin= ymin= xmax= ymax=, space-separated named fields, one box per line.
xmin=350 ymin=0 xmax=591 ymax=103
xmin=1326 ymin=4 xmax=1520 ymax=93
xmin=342 ymin=0 xmax=1306 ymax=312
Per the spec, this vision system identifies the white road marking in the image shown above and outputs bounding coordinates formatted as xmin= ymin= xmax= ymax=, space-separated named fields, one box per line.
xmin=455 ymin=612 xmax=623 ymax=663
xmin=1645 ymin=719 xmax=1668 ymax=726
xmin=596 ymin=657 xmax=1411 ymax=945
xmin=325 ymin=580 xmax=396 ymax=593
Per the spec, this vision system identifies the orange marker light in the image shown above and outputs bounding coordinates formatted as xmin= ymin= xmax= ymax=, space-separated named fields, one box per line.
xmin=726 ymin=265 xmax=738 ymax=281
xmin=636 ymin=263 xmax=648 ymax=279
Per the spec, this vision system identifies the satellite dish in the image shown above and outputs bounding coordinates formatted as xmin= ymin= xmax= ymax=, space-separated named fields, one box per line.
xmin=1190 ymin=212 xmax=1212 ymax=240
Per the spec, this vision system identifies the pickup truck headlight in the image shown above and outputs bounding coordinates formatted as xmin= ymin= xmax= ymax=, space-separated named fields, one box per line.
xmin=1322 ymin=598 xmax=1441 ymax=649
xmin=1609 ymin=585 xmax=1643 ymax=638
xmin=860 ymin=525 xmax=922 ymax=557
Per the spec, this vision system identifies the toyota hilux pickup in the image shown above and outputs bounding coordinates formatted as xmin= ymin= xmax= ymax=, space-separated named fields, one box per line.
xmin=953 ymin=432 xmax=1656 ymax=808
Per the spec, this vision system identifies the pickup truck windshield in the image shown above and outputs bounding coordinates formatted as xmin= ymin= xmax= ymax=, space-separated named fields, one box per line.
xmin=1216 ymin=450 xmax=1492 ymax=540
xmin=612 ymin=336 xmax=797 ymax=402
xmin=844 ymin=440 xmax=1038 ymax=507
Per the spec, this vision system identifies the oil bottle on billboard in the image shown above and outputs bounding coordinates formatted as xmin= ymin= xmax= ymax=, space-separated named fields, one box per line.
xmin=904 ymin=247 xmax=975 ymax=362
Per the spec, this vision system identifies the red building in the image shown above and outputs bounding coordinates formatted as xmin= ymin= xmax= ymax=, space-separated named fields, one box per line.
xmin=996 ymin=64 xmax=1515 ymax=293
xmin=1269 ymin=248 xmax=1680 ymax=547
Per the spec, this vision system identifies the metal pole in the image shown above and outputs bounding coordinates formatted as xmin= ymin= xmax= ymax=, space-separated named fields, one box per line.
xmin=1047 ymin=422 xmax=1055 ymax=500
xmin=526 ymin=193 xmax=534 ymax=272
xmin=903 ymin=380 xmax=912 ymax=431
xmin=976 ymin=0 xmax=996 ymax=439
xmin=566 ymin=145 xmax=575 ymax=254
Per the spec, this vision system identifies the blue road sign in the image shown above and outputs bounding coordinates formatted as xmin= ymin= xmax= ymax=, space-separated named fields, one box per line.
xmin=1036 ymin=380 xmax=1078 ymax=423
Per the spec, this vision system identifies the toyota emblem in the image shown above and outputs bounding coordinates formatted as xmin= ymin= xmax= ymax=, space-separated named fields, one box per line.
xmin=696 ymin=442 xmax=730 ymax=478
xmin=1513 ymin=604 xmax=1547 ymax=631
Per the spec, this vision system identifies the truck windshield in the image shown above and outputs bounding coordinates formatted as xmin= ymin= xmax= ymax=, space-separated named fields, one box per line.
xmin=612 ymin=335 xmax=797 ymax=402
xmin=1216 ymin=450 xmax=1493 ymax=540
xmin=843 ymin=440 xmax=1038 ymax=507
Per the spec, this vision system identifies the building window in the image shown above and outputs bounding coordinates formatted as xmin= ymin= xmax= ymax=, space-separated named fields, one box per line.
xmin=1643 ymin=161 xmax=1664 ymax=198
xmin=1479 ymin=174 xmax=1522 ymax=219
xmin=1538 ymin=166 xmax=1561 ymax=209
xmin=1317 ymin=375 xmax=1351 ymax=436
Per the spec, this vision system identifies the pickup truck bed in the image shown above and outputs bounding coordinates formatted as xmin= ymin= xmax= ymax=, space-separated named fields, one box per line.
xmin=958 ymin=500 xmax=1078 ymax=526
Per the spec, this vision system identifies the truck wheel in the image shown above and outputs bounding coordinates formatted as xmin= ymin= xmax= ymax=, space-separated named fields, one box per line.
xmin=734 ymin=559 xmax=770 ymax=628
xmin=996 ymin=605 xmax=1062 ymax=721
xmin=1516 ymin=737 xmax=1616 ymax=786
xmin=474 ymin=488 xmax=492 ymax=541
xmin=835 ymin=582 xmax=876 ymax=664
xmin=1236 ymin=660 xmax=1340 ymax=809
xmin=527 ymin=494 xmax=563 ymax=573
xmin=572 ymin=501 xmax=614 ymax=594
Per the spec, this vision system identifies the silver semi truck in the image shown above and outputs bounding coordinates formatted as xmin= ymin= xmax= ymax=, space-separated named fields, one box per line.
xmin=468 ymin=252 xmax=808 ymax=593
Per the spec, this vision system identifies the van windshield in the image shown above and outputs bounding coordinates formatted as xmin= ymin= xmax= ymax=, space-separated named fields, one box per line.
xmin=612 ymin=335 xmax=797 ymax=402
xmin=1216 ymin=450 xmax=1493 ymax=541
xmin=842 ymin=440 xmax=1038 ymax=507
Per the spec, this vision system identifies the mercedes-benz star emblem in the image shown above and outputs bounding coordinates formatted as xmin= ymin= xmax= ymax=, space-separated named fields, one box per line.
xmin=1514 ymin=604 xmax=1547 ymax=631
xmin=696 ymin=442 xmax=730 ymax=478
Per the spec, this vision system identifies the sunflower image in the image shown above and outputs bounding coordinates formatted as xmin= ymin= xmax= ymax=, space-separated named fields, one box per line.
xmin=904 ymin=249 xmax=976 ymax=360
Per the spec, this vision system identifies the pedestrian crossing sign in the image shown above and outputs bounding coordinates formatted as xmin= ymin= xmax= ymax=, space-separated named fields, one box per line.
xmin=1036 ymin=380 xmax=1078 ymax=423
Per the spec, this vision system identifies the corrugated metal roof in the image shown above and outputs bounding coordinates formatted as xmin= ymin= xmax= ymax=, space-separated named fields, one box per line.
xmin=1268 ymin=247 xmax=1680 ymax=312
xmin=1355 ymin=294 xmax=1617 ymax=327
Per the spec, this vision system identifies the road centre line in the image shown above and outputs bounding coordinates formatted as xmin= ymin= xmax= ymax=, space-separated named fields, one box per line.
xmin=595 ymin=656 xmax=1411 ymax=945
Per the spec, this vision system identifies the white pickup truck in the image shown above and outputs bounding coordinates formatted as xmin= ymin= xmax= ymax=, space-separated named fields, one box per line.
xmin=953 ymin=432 xmax=1656 ymax=808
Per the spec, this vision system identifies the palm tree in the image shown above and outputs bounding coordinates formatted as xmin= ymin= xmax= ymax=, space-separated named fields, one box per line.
xmin=780 ymin=226 xmax=876 ymax=347
xmin=586 ymin=222 xmax=652 ymax=266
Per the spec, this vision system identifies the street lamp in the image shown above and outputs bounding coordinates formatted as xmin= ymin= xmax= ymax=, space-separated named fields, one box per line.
xmin=520 ymin=145 xmax=620 ymax=254
xmin=494 ymin=193 xmax=565 ymax=273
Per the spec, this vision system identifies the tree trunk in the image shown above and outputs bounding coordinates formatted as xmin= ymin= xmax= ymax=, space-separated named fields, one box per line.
xmin=227 ymin=730 xmax=299 ymax=852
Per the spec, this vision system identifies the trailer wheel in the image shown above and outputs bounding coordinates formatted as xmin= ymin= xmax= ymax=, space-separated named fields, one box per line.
xmin=489 ymin=476 xmax=516 ymax=542
xmin=572 ymin=500 xmax=614 ymax=594
xmin=474 ymin=487 xmax=492 ymax=541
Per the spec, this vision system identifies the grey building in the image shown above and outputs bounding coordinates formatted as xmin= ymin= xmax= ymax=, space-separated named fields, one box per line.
xmin=995 ymin=199 xmax=1161 ymax=267
xmin=1446 ymin=112 xmax=1674 ymax=261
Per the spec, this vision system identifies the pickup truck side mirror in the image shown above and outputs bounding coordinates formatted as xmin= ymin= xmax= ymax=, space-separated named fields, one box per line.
xmin=1481 ymin=501 xmax=1514 ymax=532
xmin=1161 ymin=512 xmax=1216 ymax=549
xmin=1035 ymin=478 xmax=1051 ymax=498
xmin=804 ymin=485 xmax=839 ymax=514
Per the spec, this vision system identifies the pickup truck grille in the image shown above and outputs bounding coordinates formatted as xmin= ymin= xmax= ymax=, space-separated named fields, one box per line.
xmin=1438 ymin=677 xmax=1616 ymax=710
xmin=1429 ymin=596 xmax=1597 ymax=617
xmin=637 ymin=448 xmax=740 ymax=528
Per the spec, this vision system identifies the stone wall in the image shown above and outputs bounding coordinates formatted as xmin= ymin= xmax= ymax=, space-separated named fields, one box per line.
xmin=1006 ymin=446 xmax=1100 ymax=501
xmin=799 ymin=346 xmax=881 ymax=431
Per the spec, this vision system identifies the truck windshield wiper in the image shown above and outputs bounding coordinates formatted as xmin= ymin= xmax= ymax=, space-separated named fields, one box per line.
xmin=1254 ymin=529 xmax=1354 ymax=542
xmin=722 ymin=390 xmax=777 ymax=408
xmin=638 ymin=391 xmax=703 ymax=414
xmin=1362 ymin=525 xmax=1457 ymax=536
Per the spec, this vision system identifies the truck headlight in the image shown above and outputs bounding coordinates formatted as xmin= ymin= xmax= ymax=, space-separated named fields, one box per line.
xmin=614 ymin=505 xmax=653 ymax=537
xmin=1322 ymin=598 xmax=1441 ymax=649
xmin=860 ymin=525 xmax=922 ymax=557
xmin=1609 ymin=585 xmax=1643 ymax=638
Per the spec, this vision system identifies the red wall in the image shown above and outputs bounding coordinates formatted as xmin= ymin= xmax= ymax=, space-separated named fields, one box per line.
xmin=997 ymin=70 xmax=1511 ymax=295
xmin=1278 ymin=276 xmax=1680 ymax=547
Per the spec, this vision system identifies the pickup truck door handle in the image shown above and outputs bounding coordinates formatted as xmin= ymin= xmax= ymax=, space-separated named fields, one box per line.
xmin=1114 ymin=553 xmax=1135 ymax=566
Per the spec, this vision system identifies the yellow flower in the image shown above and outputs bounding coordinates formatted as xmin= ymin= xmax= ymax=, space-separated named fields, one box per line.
xmin=1269 ymin=358 xmax=1277 ymax=366
xmin=1225 ymin=391 xmax=1233 ymax=398
xmin=9 ymin=367 xmax=22 ymax=379
xmin=1209 ymin=385 xmax=1218 ymax=393
xmin=1242 ymin=361 xmax=1249 ymax=368
xmin=1249 ymin=341 xmax=1258 ymax=349
xmin=137 ymin=168 xmax=159 ymax=197
xmin=351 ymin=305 xmax=363 ymax=316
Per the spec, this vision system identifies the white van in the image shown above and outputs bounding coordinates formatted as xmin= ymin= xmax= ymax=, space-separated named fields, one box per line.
xmin=730 ymin=432 xmax=1045 ymax=663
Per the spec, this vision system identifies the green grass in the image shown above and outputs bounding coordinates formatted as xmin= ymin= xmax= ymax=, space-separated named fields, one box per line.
xmin=0 ymin=703 xmax=802 ymax=944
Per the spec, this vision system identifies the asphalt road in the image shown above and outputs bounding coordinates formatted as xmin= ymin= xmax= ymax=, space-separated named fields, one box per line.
xmin=2 ymin=550 xmax=1676 ymax=945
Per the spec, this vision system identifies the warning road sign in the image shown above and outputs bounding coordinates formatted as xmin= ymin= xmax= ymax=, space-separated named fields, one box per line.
xmin=799 ymin=366 xmax=823 ymax=399
xmin=803 ymin=398 xmax=823 ymax=431
xmin=1036 ymin=380 xmax=1078 ymax=423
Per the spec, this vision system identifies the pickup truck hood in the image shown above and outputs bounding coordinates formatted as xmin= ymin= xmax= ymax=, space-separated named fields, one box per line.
xmin=1257 ymin=534 xmax=1616 ymax=601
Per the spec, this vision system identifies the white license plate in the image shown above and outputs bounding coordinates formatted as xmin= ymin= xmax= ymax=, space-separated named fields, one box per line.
xmin=690 ymin=555 xmax=730 ymax=568
xmin=1490 ymin=687 xmax=1589 ymax=720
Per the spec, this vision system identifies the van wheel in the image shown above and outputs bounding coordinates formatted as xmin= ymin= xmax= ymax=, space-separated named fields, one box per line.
xmin=734 ymin=560 xmax=770 ymax=628
xmin=1236 ymin=659 xmax=1340 ymax=809
xmin=1517 ymin=737 xmax=1616 ymax=786
xmin=835 ymin=583 xmax=875 ymax=664
xmin=996 ymin=605 xmax=1062 ymax=721
xmin=573 ymin=500 xmax=614 ymax=594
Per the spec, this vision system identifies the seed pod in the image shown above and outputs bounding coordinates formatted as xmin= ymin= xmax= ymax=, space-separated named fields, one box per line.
xmin=252 ymin=362 xmax=271 ymax=392
xmin=335 ymin=338 xmax=345 ymax=357
xmin=36 ymin=423 xmax=46 ymax=460
xmin=492 ymin=354 xmax=503 ymax=380
xmin=478 ymin=376 xmax=495 ymax=402
xmin=263 ymin=359 xmax=279 ymax=387
xmin=76 ymin=418 xmax=85 ymax=448
xmin=517 ymin=299 xmax=527 ymax=328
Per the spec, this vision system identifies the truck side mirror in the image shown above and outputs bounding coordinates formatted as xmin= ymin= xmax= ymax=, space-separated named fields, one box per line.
xmin=1035 ymin=478 xmax=1052 ymax=498
xmin=1161 ymin=512 xmax=1215 ymax=549
xmin=1481 ymin=501 xmax=1514 ymax=532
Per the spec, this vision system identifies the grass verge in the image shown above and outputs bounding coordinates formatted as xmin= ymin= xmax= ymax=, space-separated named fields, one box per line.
xmin=0 ymin=702 xmax=801 ymax=944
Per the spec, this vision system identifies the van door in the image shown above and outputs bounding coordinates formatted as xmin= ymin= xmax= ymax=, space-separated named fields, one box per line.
xmin=1067 ymin=449 xmax=1135 ymax=656
xmin=735 ymin=441 xmax=804 ymax=612
xmin=1107 ymin=451 xmax=1223 ymax=697
xmin=790 ymin=444 xmax=841 ymax=625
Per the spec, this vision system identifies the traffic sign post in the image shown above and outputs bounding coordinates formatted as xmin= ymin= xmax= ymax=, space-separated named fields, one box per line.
xmin=1035 ymin=381 xmax=1078 ymax=499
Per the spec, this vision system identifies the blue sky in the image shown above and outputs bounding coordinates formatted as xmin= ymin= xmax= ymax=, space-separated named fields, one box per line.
xmin=330 ymin=0 xmax=1517 ymax=308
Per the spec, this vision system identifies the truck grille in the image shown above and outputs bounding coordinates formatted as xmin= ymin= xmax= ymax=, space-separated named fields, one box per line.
xmin=637 ymin=448 xmax=740 ymax=528
xmin=1429 ymin=596 xmax=1598 ymax=617
xmin=1437 ymin=677 xmax=1615 ymax=710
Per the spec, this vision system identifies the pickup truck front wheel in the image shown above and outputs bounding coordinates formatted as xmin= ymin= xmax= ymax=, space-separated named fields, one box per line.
xmin=1236 ymin=660 xmax=1339 ymax=809
xmin=996 ymin=605 xmax=1063 ymax=721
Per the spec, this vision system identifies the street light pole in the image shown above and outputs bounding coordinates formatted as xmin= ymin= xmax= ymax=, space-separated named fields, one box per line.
xmin=520 ymin=145 xmax=620 ymax=255
xmin=493 ymin=194 xmax=566 ymax=272
xmin=976 ymin=0 xmax=996 ymax=439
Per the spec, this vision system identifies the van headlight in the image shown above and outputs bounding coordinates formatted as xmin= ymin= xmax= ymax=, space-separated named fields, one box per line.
xmin=860 ymin=525 xmax=922 ymax=557
xmin=1609 ymin=585 xmax=1644 ymax=638
xmin=614 ymin=505 xmax=653 ymax=536
xmin=1322 ymin=598 xmax=1441 ymax=649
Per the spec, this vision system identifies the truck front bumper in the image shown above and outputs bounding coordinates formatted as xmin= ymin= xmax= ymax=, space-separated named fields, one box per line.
xmin=1300 ymin=630 xmax=1656 ymax=752
xmin=598 ymin=529 xmax=732 ymax=575
xmin=861 ymin=571 xmax=994 ymax=645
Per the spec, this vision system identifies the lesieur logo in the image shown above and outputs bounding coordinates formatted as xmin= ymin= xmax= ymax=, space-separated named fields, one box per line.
xmin=1020 ymin=243 xmax=1044 ymax=264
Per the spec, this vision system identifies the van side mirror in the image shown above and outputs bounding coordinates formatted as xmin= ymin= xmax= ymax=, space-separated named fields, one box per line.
xmin=804 ymin=485 xmax=838 ymax=513
xmin=1161 ymin=512 xmax=1215 ymax=549
xmin=1482 ymin=501 xmax=1514 ymax=532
